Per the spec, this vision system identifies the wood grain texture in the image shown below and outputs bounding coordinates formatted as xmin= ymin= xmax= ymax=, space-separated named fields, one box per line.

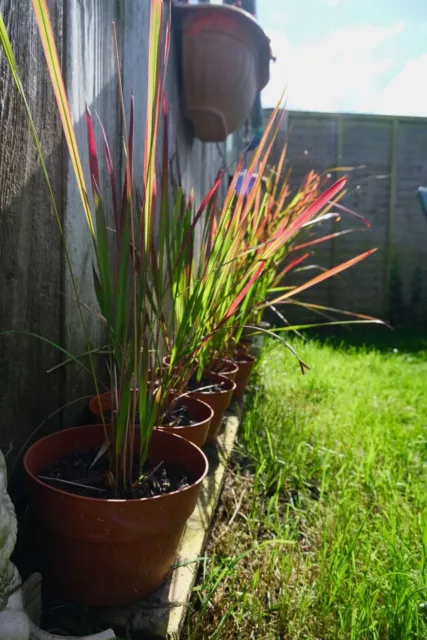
xmin=0 ymin=0 xmax=225 ymax=472
xmin=0 ymin=0 xmax=64 ymax=472
xmin=62 ymin=0 xmax=122 ymax=417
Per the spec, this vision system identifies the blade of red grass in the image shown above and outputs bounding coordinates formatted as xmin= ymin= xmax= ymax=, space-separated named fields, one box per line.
xmin=96 ymin=113 xmax=119 ymax=233
xmin=291 ymin=228 xmax=361 ymax=252
xmin=222 ymin=261 xmax=266 ymax=323
xmin=85 ymin=106 xmax=100 ymax=201
xmin=264 ymin=177 xmax=348 ymax=259
xmin=275 ymin=251 xmax=311 ymax=280
xmin=265 ymin=248 xmax=378 ymax=306
xmin=331 ymin=200 xmax=373 ymax=228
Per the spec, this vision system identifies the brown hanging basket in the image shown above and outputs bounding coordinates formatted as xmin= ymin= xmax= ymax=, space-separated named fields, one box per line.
xmin=174 ymin=3 xmax=271 ymax=142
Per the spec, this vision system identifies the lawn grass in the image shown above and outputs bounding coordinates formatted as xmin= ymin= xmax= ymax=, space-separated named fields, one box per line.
xmin=186 ymin=330 xmax=427 ymax=639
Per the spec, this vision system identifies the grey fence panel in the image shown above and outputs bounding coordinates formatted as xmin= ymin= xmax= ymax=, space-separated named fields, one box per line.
xmin=269 ymin=109 xmax=427 ymax=323
xmin=0 ymin=0 xmax=64 ymax=470
xmin=394 ymin=122 xmax=427 ymax=320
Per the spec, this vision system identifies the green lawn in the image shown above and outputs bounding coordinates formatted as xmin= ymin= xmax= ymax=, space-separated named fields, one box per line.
xmin=187 ymin=330 xmax=427 ymax=639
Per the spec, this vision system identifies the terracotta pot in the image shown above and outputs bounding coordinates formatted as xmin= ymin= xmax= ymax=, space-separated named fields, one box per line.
xmin=205 ymin=358 xmax=239 ymax=383
xmin=24 ymin=426 xmax=208 ymax=607
xmin=175 ymin=4 xmax=270 ymax=142
xmin=88 ymin=392 xmax=212 ymax=449
xmin=88 ymin=391 xmax=111 ymax=419
xmin=157 ymin=395 xmax=213 ymax=448
xmin=189 ymin=371 xmax=236 ymax=444
xmin=233 ymin=352 xmax=256 ymax=401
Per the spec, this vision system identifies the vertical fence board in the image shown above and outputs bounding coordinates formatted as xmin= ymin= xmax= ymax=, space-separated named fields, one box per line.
xmin=62 ymin=0 xmax=122 ymax=417
xmin=394 ymin=121 xmax=427 ymax=319
xmin=0 ymin=0 xmax=63 ymax=469
xmin=384 ymin=119 xmax=398 ymax=311
xmin=283 ymin=113 xmax=338 ymax=323
xmin=332 ymin=118 xmax=390 ymax=315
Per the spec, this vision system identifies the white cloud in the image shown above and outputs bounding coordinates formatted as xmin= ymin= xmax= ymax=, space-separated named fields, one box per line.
xmin=263 ymin=23 xmax=406 ymax=114
xmin=326 ymin=0 xmax=349 ymax=7
xmin=365 ymin=53 xmax=427 ymax=117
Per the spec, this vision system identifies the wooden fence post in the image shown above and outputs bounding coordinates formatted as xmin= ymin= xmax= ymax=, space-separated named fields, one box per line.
xmin=384 ymin=118 xmax=398 ymax=313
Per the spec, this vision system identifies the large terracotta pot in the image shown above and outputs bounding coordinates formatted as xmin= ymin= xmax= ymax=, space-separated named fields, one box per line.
xmin=175 ymin=3 xmax=270 ymax=142
xmin=189 ymin=371 xmax=236 ymax=444
xmin=24 ymin=426 xmax=208 ymax=607
xmin=88 ymin=392 xmax=212 ymax=448
xmin=233 ymin=351 xmax=256 ymax=401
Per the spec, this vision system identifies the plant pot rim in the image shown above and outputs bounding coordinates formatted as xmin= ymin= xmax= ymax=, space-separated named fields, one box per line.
xmin=174 ymin=2 xmax=270 ymax=91
xmin=173 ymin=2 xmax=266 ymax=37
xmin=192 ymin=370 xmax=236 ymax=395
xmin=24 ymin=426 xmax=209 ymax=505
xmin=235 ymin=351 xmax=257 ymax=364
xmin=159 ymin=394 xmax=214 ymax=432
xmin=88 ymin=391 xmax=214 ymax=429
xmin=206 ymin=358 xmax=239 ymax=375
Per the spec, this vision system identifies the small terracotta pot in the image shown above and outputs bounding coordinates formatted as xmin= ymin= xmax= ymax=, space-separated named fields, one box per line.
xmin=205 ymin=358 xmax=239 ymax=383
xmin=233 ymin=352 xmax=256 ymax=401
xmin=88 ymin=391 xmax=111 ymax=419
xmin=189 ymin=371 xmax=236 ymax=444
xmin=24 ymin=426 xmax=208 ymax=607
xmin=157 ymin=395 xmax=213 ymax=448
xmin=88 ymin=392 xmax=212 ymax=448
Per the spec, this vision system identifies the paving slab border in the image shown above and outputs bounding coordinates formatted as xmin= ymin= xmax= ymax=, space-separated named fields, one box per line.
xmin=95 ymin=405 xmax=241 ymax=639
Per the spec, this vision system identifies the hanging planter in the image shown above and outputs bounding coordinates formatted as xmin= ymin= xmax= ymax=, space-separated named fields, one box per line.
xmin=174 ymin=3 xmax=271 ymax=142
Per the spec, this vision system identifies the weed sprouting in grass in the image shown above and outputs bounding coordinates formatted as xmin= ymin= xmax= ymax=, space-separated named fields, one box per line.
xmin=186 ymin=332 xmax=427 ymax=639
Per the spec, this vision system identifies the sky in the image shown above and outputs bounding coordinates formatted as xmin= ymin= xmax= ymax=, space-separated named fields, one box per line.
xmin=258 ymin=0 xmax=427 ymax=116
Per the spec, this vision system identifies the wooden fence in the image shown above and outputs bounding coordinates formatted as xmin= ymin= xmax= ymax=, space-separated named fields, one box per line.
xmin=0 ymin=0 xmax=224 ymax=473
xmin=266 ymin=109 xmax=427 ymax=324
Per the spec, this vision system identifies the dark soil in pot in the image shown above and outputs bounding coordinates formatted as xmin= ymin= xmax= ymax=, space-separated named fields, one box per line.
xmin=205 ymin=358 xmax=239 ymax=383
xmin=88 ymin=393 xmax=213 ymax=448
xmin=89 ymin=395 xmax=196 ymax=425
xmin=40 ymin=449 xmax=192 ymax=500
xmin=161 ymin=403 xmax=197 ymax=427
xmin=188 ymin=374 xmax=227 ymax=394
xmin=157 ymin=395 xmax=213 ymax=448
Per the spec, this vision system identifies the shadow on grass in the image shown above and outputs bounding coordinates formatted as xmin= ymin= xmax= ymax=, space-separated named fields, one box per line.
xmin=305 ymin=323 xmax=427 ymax=357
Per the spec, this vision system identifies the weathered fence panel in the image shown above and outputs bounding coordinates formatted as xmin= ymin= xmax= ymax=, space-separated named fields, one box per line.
xmin=63 ymin=0 xmax=122 ymax=414
xmin=270 ymin=108 xmax=427 ymax=322
xmin=0 ymin=0 xmax=64 ymax=468
xmin=0 ymin=0 xmax=225 ymax=471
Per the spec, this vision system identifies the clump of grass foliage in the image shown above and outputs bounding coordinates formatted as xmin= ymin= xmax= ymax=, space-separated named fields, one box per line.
xmin=187 ymin=330 xmax=427 ymax=640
